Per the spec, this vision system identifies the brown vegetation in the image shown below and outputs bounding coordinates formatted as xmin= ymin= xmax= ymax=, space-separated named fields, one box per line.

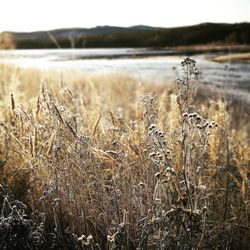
xmin=208 ymin=52 xmax=250 ymax=64
xmin=0 ymin=32 xmax=15 ymax=49
xmin=0 ymin=59 xmax=249 ymax=249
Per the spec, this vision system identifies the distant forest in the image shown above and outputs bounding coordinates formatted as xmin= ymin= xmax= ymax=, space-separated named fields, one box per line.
xmin=1 ymin=22 xmax=250 ymax=49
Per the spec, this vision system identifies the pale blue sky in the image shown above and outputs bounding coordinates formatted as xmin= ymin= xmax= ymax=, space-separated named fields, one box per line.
xmin=1 ymin=0 xmax=250 ymax=32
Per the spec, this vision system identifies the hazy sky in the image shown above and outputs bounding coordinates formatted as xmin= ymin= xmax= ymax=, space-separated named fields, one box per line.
xmin=1 ymin=0 xmax=250 ymax=32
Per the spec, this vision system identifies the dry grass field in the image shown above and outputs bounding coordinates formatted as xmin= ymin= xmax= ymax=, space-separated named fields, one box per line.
xmin=0 ymin=58 xmax=249 ymax=249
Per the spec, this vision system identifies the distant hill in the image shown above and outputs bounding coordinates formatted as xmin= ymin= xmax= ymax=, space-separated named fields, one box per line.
xmin=0 ymin=23 xmax=250 ymax=49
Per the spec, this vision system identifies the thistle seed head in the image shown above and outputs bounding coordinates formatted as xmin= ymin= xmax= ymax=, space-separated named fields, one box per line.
xmin=149 ymin=124 xmax=156 ymax=130
xmin=155 ymin=172 xmax=161 ymax=178
xmin=139 ymin=181 xmax=146 ymax=187
xmin=196 ymin=124 xmax=202 ymax=129
xmin=149 ymin=152 xmax=156 ymax=158
xmin=196 ymin=115 xmax=202 ymax=121
xmin=87 ymin=235 xmax=93 ymax=242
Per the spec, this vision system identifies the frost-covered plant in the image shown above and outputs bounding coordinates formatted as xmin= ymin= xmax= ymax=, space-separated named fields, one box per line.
xmin=0 ymin=184 xmax=45 ymax=249
xmin=137 ymin=58 xmax=215 ymax=249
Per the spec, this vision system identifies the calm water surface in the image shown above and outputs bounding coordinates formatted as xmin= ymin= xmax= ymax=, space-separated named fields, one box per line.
xmin=1 ymin=48 xmax=250 ymax=101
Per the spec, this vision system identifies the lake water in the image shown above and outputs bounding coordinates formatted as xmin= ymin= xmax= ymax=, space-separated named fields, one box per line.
xmin=1 ymin=48 xmax=250 ymax=102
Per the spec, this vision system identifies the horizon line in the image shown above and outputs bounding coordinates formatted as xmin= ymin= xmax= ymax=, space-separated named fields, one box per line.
xmin=1 ymin=21 xmax=250 ymax=33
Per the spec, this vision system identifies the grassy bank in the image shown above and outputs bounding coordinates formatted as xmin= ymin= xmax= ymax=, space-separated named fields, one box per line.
xmin=0 ymin=60 xmax=249 ymax=249
xmin=208 ymin=52 xmax=250 ymax=64
xmin=175 ymin=44 xmax=250 ymax=55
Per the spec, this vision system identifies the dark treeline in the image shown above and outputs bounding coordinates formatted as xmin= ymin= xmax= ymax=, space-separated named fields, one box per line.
xmin=1 ymin=22 xmax=250 ymax=49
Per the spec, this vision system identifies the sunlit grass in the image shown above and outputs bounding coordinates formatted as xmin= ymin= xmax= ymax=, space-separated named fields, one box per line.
xmin=0 ymin=61 xmax=249 ymax=249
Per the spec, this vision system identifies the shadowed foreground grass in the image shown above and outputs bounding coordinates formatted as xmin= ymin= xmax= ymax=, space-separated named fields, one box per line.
xmin=0 ymin=60 xmax=249 ymax=249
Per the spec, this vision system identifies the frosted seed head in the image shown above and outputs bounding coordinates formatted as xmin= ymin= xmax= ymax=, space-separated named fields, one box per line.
xmin=149 ymin=152 xmax=156 ymax=158
xmin=149 ymin=124 xmax=156 ymax=130
xmin=155 ymin=172 xmax=161 ymax=178
xmin=171 ymin=168 xmax=176 ymax=176
xmin=203 ymin=122 xmax=209 ymax=128
xmin=78 ymin=235 xmax=86 ymax=241
xmin=196 ymin=115 xmax=202 ymax=121
xmin=139 ymin=181 xmax=146 ymax=187
xmin=196 ymin=124 xmax=202 ymax=129
xmin=87 ymin=235 xmax=93 ymax=242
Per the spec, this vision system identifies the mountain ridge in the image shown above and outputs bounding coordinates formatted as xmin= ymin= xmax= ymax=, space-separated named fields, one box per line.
xmin=1 ymin=22 xmax=250 ymax=49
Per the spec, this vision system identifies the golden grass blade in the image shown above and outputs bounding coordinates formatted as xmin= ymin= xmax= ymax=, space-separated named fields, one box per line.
xmin=91 ymin=114 xmax=102 ymax=138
